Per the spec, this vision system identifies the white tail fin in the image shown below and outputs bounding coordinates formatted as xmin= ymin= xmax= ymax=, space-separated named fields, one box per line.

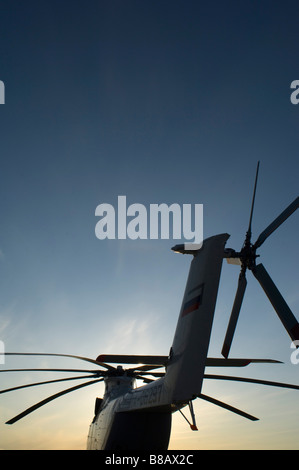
xmin=165 ymin=233 xmax=229 ymax=402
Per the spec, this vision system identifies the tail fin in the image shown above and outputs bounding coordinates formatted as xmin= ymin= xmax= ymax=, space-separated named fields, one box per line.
xmin=165 ymin=233 xmax=229 ymax=402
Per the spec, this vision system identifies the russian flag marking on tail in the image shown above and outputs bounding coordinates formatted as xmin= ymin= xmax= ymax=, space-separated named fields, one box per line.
xmin=182 ymin=284 xmax=204 ymax=317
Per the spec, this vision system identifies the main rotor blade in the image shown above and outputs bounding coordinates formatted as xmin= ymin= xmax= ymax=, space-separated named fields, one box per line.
xmin=135 ymin=375 xmax=155 ymax=383
xmin=97 ymin=354 xmax=168 ymax=366
xmin=254 ymin=196 xmax=299 ymax=249
xmin=198 ymin=393 xmax=258 ymax=421
xmin=126 ymin=365 xmax=164 ymax=373
xmin=204 ymin=374 xmax=299 ymax=391
xmin=137 ymin=371 xmax=165 ymax=377
xmin=0 ymin=368 xmax=101 ymax=374
xmin=252 ymin=263 xmax=299 ymax=343
xmin=0 ymin=375 xmax=102 ymax=395
xmin=2 ymin=352 xmax=115 ymax=370
xmin=222 ymin=273 xmax=247 ymax=358
xmin=6 ymin=379 xmax=103 ymax=425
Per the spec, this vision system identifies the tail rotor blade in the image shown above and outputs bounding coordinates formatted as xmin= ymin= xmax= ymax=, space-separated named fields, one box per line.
xmin=198 ymin=393 xmax=258 ymax=421
xmin=252 ymin=263 xmax=299 ymax=343
xmin=6 ymin=378 xmax=103 ymax=425
xmin=222 ymin=273 xmax=247 ymax=358
xmin=254 ymin=196 xmax=299 ymax=249
xmin=247 ymin=161 xmax=260 ymax=236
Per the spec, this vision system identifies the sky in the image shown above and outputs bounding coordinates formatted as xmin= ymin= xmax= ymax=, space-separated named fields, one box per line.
xmin=0 ymin=0 xmax=298 ymax=450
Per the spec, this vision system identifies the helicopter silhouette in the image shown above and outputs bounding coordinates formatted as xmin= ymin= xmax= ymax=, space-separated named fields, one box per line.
xmin=1 ymin=162 xmax=298 ymax=450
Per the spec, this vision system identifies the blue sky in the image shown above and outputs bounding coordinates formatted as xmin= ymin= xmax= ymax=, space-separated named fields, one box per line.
xmin=0 ymin=0 xmax=298 ymax=449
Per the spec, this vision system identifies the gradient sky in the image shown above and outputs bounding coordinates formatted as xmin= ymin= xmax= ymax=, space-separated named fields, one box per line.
xmin=0 ymin=0 xmax=298 ymax=450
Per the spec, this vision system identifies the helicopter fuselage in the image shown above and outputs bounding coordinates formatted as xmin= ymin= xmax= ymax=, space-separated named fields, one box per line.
xmin=87 ymin=375 xmax=172 ymax=450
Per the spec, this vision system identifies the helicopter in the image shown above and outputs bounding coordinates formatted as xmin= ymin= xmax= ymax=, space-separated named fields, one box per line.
xmin=1 ymin=162 xmax=299 ymax=450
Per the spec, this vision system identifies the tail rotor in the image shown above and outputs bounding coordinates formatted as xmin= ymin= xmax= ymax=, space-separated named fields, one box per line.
xmin=222 ymin=162 xmax=299 ymax=357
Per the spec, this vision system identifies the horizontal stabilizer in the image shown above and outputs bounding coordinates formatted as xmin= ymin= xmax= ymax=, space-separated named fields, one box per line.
xmin=206 ymin=358 xmax=282 ymax=367
xmin=96 ymin=354 xmax=281 ymax=368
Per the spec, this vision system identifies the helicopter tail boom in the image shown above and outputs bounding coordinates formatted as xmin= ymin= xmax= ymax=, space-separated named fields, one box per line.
xmin=164 ymin=233 xmax=229 ymax=403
